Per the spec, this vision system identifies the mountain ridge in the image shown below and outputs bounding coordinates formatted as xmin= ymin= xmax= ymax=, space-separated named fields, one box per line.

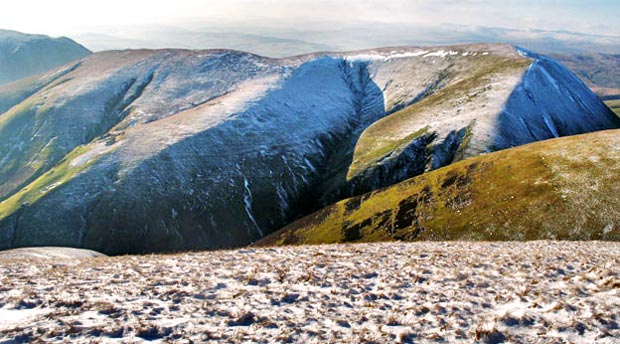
xmin=0 ymin=43 xmax=617 ymax=254
xmin=257 ymin=129 xmax=620 ymax=246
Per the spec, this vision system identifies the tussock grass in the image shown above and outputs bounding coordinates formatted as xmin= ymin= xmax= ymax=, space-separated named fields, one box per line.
xmin=0 ymin=241 xmax=618 ymax=342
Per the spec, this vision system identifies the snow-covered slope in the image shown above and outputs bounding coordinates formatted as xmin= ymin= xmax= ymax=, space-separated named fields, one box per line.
xmin=343 ymin=47 xmax=620 ymax=194
xmin=0 ymin=44 xmax=617 ymax=254
xmin=0 ymin=29 xmax=91 ymax=85
xmin=1 ymin=242 xmax=618 ymax=343
xmin=0 ymin=246 xmax=105 ymax=259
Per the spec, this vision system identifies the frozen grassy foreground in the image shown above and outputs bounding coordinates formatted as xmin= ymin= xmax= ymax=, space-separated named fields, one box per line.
xmin=0 ymin=242 xmax=619 ymax=343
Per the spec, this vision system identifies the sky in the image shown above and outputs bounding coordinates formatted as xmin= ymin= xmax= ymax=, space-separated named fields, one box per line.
xmin=2 ymin=0 xmax=619 ymax=37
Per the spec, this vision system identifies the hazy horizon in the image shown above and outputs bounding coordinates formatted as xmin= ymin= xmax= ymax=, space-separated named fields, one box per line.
xmin=3 ymin=0 xmax=620 ymax=36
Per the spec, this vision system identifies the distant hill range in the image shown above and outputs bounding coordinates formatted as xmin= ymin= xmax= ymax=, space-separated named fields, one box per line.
xmin=69 ymin=25 xmax=620 ymax=113
xmin=0 ymin=29 xmax=91 ymax=85
xmin=0 ymin=43 xmax=617 ymax=254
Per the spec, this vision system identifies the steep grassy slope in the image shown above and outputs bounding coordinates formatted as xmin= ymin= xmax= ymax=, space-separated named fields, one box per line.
xmin=0 ymin=50 xmax=162 ymax=200
xmin=0 ymin=30 xmax=90 ymax=85
xmin=0 ymin=45 xmax=617 ymax=254
xmin=257 ymin=130 xmax=620 ymax=246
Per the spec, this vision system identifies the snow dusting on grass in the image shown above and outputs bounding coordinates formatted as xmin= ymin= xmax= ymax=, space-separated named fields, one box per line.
xmin=0 ymin=241 xmax=618 ymax=343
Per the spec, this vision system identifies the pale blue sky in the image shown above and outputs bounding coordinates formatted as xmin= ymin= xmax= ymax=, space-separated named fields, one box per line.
xmin=1 ymin=0 xmax=618 ymax=37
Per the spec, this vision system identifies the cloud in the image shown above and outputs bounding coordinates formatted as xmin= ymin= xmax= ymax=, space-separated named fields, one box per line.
xmin=0 ymin=0 xmax=618 ymax=37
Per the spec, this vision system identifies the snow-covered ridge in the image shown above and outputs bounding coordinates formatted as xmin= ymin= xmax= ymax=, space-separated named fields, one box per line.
xmin=344 ymin=42 xmax=619 ymax=192
xmin=344 ymin=46 xmax=496 ymax=62
xmin=0 ymin=43 xmax=617 ymax=254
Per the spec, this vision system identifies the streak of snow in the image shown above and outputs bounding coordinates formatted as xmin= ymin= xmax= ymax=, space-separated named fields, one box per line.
xmin=385 ymin=51 xmax=430 ymax=60
xmin=346 ymin=54 xmax=386 ymax=61
xmin=424 ymin=50 xmax=449 ymax=58
xmin=347 ymin=50 xmax=433 ymax=62
xmin=242 ymin=175 xmax=263 ymax=237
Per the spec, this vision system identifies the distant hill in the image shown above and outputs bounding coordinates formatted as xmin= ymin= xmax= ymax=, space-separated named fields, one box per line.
xmin=0 ymin=29 xmax=91 ymax=85
xmin=257 ymin=129 xmax=620 ymax=246
xmin=73 ymin=23 xmax=620 ymax=56
xmin=72 ymin=29 xmax=333 ymax=57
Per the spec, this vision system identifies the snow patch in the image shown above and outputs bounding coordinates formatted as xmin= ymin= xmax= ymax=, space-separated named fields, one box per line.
xmin=424 ymin=50 xmax=449 ymax=58
xmin=346 ymin=54 xmax=386 ymax=61
xmin=385 ymin=51 xmax=430 ymax=60
xmin=542 ymin=112 xmax=560 ymax=137
xmin=347 ymin=50 xmax=431 ymax=62
xmin=422 ymin=50 xmax=460 ymax=58
xmin=0 ymin=308 xmax=50 ymax=331
xmin=517 ymin=48 xmax=531 ymax=58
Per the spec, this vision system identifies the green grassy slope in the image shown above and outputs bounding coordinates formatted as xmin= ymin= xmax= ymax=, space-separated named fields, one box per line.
xmin=257 ymin=129 xmax=620 ymax=246
xmin=606 ymin=99 xmax=620 ymax=116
